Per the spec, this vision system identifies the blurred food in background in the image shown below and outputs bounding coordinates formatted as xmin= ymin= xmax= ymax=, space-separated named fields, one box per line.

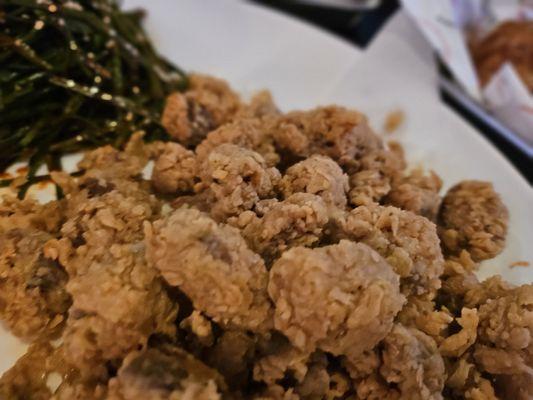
xmin=471 ymin=20 xmax=533 ymax=91
xmin=402 ymin=0 xmax=533 ymax=156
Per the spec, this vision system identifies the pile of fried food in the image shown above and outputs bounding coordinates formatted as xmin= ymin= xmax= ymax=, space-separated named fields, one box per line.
xmin=0 ymin=75 xmax=530 ymax=400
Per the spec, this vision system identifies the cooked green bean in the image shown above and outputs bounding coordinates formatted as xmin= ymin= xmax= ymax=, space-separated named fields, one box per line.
xmin=0 ymin=0 xmax=188 ymax=197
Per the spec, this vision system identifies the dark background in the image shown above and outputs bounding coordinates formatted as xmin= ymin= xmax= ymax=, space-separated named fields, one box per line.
xmin=251 ymin=0 xmax=532 ymax=183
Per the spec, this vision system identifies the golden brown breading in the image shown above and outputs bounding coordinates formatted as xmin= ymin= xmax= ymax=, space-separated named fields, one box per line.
xmin=187 ymin=74 xmax=241 ymax=126
xmin=0 ymin=228 xmax=70 ymax=341
xmin=438 ymin=180 xmax=508 ymax=262
xmin=438 ymin=308 xmax=478 ymax=357
xmin=237 ymin=90 xmax=280 ymax=119
xmin=62 ymin=245 xmax=177 ymax=379
xmin=253 ymin=344 xmax=310 ymax=386
xmin=435 ymin=253 xmax=482 ymax=316
xmin=474 ymin=284 xmax=533 ymax=396
xmin=354 ymin=324 xmax=445 ymax=400
xmin=198 ymin=143 xmax=281 ymax=220
xmin=145 ymin=207 xmax=273 ymax=332
xmin=0 ymin=197 xmax=69 ymax=341
xmin=435 ymin=265 xmax=533 ymax=400
xmin=195 ymin=117 xmax=280 ymax=167
xmin=161 ymin=74 xmax=240 ymax=145
xmin=107 ymin=345 xmax=226 ymax=400
xmin=381 ymin=325 xmax=445 ymax=400
xmin=280 ymin=155 xmax=349 ymax=209
xmin=295 ymin=351 xmax=350 ymax=400
xmin=349 ymin=169 xmax=391 ymax=207
xmin=231 ymin=193 xmax=329 ymax=264
xmin=151 ymin=142 xmax=197 ymax=194
xmin=386 ymin=169 xmax=442 ymax=221
xmin=53 ymin=148 xmax=177 ymax=379
xmin=343 ymin=350 xmax=381 ymax=382
xmin=76 ymin=142 xmax=148 ymax=182
xmin=335 ymin=204 xmax=444 ymax=297
xmin=397 ymin=296 xmax=452 ymax=345
xmin=464 ymin=275 xmax=514 ymax=308
xmin=443 ymin=281 xmax=532 ymax=400
xmin=271 ymin=106 xmax=382 ymax=170
xmin=348 ymin=147 xmax=406 ymax=207
xmin=0 ymin=196 xmax=64 ymax=233
xmin=255 ymin=347 xmax=352 ymax=400
xmin=446 ymin=359 xmax=499 ymax=400
xmin=161 ymin=92 xmax=191 ymax=143
xmin=268 ymin=240 xmax=404 ymax=358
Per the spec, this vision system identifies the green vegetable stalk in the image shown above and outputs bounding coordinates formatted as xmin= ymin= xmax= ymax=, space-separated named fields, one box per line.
xmin=0 ymin=0 xmax=188 ymax=197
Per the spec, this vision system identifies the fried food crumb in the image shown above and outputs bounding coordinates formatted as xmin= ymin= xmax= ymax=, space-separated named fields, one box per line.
xmin=383 ymin=109 xmax=405 ymax=134
xmin=510 ymin=260 xmax=530 ymax=268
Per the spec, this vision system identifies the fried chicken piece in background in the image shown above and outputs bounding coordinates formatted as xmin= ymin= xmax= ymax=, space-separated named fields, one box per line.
xmin=280 ymin=155 xmax=349 ymax=209
xmin=438 ymin=180 xmax=508 ymax=262
xmin=348 ymin=145 xmax=406 ymax=207
xmin=198 ymin=144 xmax=281 ymax=221
xmin=231 ymin=193 xmax=329 ymax=264
xmin=195 ymin=117 xmax=280 ymax=168
xmin=163 ymin=77 xmax=279 ymax=150
xmin=335 ymin=204 xmax=444 ymax=298
xmin=151 ymin=142 xmax=198 ymax=195
xmin=271 ymin=106 xmax=382 ymax=171
xmin=162 ymin=74 xmax=241 ymax=146
xmin=235 ymin=90 xmax=280 ymax=120
xmin=268 ymin=240 xmax=404 ymax=359
xmin=146 ymin=207 xmax=273 ymax=333
xmin=386 ymin=169 xmax=442 ymax=221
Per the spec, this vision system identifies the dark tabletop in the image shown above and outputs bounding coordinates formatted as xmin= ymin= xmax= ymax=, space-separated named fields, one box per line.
xmin=251 ymin=0 xmax=533 ymax=183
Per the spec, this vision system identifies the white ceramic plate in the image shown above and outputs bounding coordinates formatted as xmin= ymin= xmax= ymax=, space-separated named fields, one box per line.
xmin=1 ymin=0 xmax=532 ymax=376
